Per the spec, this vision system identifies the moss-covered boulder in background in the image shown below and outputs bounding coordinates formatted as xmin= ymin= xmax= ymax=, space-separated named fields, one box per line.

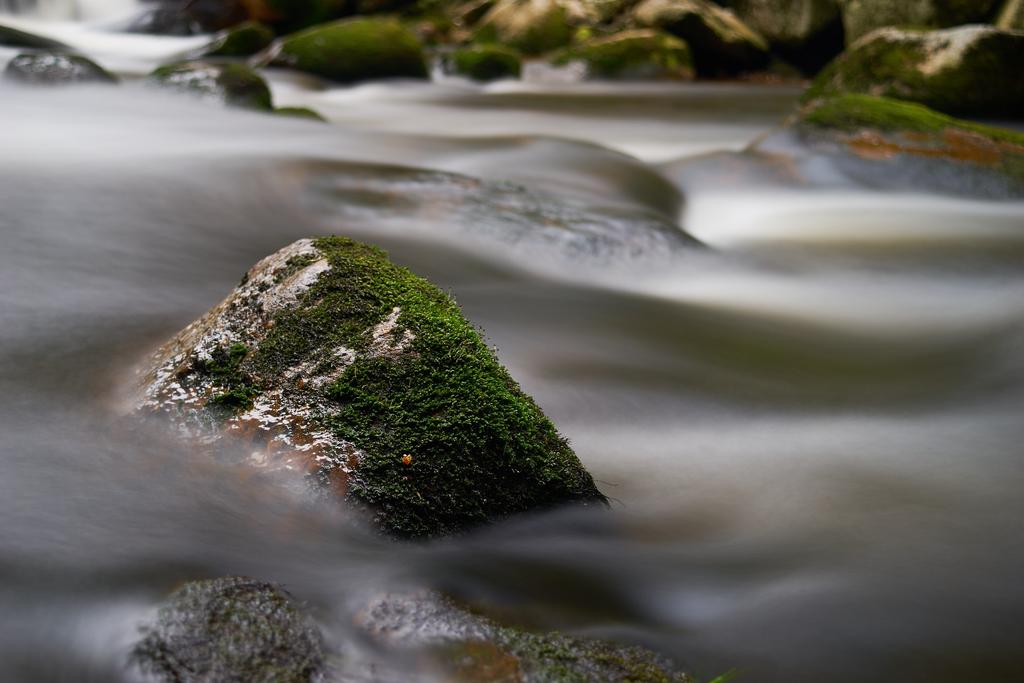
xmin=551 ymin=29 xmax=694 ymax=79
xmin=631 ymin=0 xmax=769 ymax=75
xmin=133 ymin=577 xmax=324 ymax=683
xmin=135 ymin=237 xmax=606 ymax=538
xmin=149 ymin=61 xmax=273 ymax=110
xmin=721 ymin=0 xmax=844 ymax=73
xmin=839 ymin=0 xmax=1002 ymax=45
xmin=450 ymin=44 xmax=522 ymax=80
xmin=0 ymin=23 xmax=70 ymax=50
xmin=805 ymin=25 xmax=1024 ymax=119
xmin=996 ymin=0 xmax=1024 ymax=29
xmin=206 ymin=20 xmax=275 ymax=57
xmin=269 ymin=18 xmax=429 ymax=83
xmin=474 ymin=0 xmax=577 ymax=54
xmin=4 ymin=53 xmax=117 ymax=86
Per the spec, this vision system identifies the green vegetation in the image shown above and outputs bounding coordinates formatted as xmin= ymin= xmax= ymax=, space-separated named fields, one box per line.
xmin=474 ymin=0 xmax=575 ymax=55
xmin=207 ymin=21 xmax=275 ymax=57
xmin=451 ymin=44 xmax=522 ymax=81
xmin=551 ymin=29 xmax=694 ymax=79
xmin=271 ymin=18 xmax=428 ymax=84
xmin=240 ymin=237 xmax=606 ymax=537
xmin=149 ymin=61 xmax=273 ymax=110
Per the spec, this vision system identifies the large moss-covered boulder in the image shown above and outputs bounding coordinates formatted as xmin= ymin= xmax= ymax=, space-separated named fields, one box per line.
xmin=149 ymin=61 xmax=273 ymax=110
xmin=4 ymin=53 xmax=117 ymax=85
xmin=206 ymin=20 xmax=275 ymax=57
xmin=781 ymin=94 xmax=1024 ymax=197
xmin=451 ymin=44 xmax=523 ymax=80
xmin=631 ymin=0 xmax=769 ymax=75
xmin=997 ymin=0 xmax=1024 ymax=29
xmin=551 ymin=29 xmax=695 ymax=79
xmin=474 ymin=0 xmax=577 ymax=54
xmin=133 ymin=577 xmax=324 ymax=683
xmin=135 ymin=237 xmax=606 ymax=538
xmin=840 ymin=0 xmax=1002 ymax=45
xmin=720 ymin=0 xmax=844 ymax=73
xmin=805 ymin=26 xmax=1024 ymax=119
xmin=269 ymin=18 xmax=429 ymax=83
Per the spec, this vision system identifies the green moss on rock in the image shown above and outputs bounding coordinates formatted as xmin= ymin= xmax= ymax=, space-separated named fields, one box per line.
xmin=805 ymin=25 xmax=1024 ymax=119
xmin=274 ymin=106 xmax=328 ymax=121
xmin=149 ymin=61 xmax=273 ymax=110
xmin=840 ymin=0 xmax=1002 ymax=45
xmin=4 ymin=53 xmax=117 ymax=85
xmin=133 ymin=577 xmax=324 ymax=683
xmin=475 ymin=0 xmax=576 ymax=55
xmin=136 ymin=237 xmax=606 ymax=538
xmin=631 ymin=0 xmax=769 ymax=76
xmin=551 ymin=29 xmax=694 ymax=79
xmin=270 ymin=18 xmax=429 ymax=84
xmin=451 ymin=44 xmax=522 ymax=80
xmin=207 ymin=20 xmax=275 ymax=57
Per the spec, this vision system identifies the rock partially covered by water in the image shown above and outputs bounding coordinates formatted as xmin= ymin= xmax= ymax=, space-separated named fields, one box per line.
xmin=133 ymin=577 xmax=325 ymax=683
xmin=806 ymin=25 xmax=1024 ymax=119
xmin=781 ymin=94 xmax=1024 ymax=198
xmin=268 ymin=18 xmax=428 ymax=83
xmin=0 ymin=23 xmax=70 ymax=50
xmin=358 ymin=592 xmax=694 ymax=682
xmin=551 ymin=29 xmax=694 ymax=80
xmin=839 ymin=0 xmax=1001 ymax=45
xmin=135 ymin=237 xmax=606 ymax=537
xmin=4 ymin=53 xmax=117 ymax=86
xmin=450 ymin=44 xmax=523 ymax=81
xmin=148 ymin=61 xmax=273 ymax=110
xmin=206 ymin=20 xmax=276 ymax=57
xmin=631 ymin=0 xmax=769 ymax=75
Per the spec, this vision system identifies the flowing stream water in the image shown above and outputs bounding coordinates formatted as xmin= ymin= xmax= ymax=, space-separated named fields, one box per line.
xmin=2 ymin=5 xmax=1024 ymax=683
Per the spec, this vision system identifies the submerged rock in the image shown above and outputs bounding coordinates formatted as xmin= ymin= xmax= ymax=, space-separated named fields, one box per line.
xmin=133 ymin=577 xmax=325 ymax=683
xmin=631 ymin=0 xmax=769 ymax=75
xmin=268 ymin=18 xmax=428 ymax=83
xmin=4 ymin=53 xmax=117 ymax=85
xmin=474 ymin=0 xmax=577 ymax=54
xmin=551 ymin=28 xmax=694 ymax=80
xmin=148 ymin=61 xmax=273 ymax=110
xmin=805 ymin=25 xmax=1024 ymax=119
xmin=450 ymin=44 xmax=523 ymax=81
xmin=206 ymin=20 xmax=276 ymax=57
xmin=357 ymin=592 xmax=694 ymax=683
xmin=839 ymin=0 xmax=1001 ymax=45
xmin=135 ymin=237 xmax=606 ymax=538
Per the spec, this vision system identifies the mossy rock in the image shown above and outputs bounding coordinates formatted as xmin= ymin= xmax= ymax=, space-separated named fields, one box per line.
xmin=451 ymin=44 xmax=522 ymax=80
xmin=631 ymin=0 xmax=770 ymax=76
xmin=805 ymin=25 xmax=1024 ymax=119
xmin=270 ymin=18 xmax=429 ymax=84
xmin=275 ymin=106 xmax=328 ymax=121
xmin=781 ymin=94 xmax=1024 ymax=197
xmin=840 ymin=0 xmax=1002 ymax=45
xmin=207 ymin=20 xmax=275 ymax=57
xmin=4 ymin=53 xmax=117 ymax=85
xmin=723 ymin=0 xmax=844 ymax=73
xmin=135 ymin=237 xmax=606 ymax=538
xmin=149 ymin=61 xmax=273 ymax=110
xmin=0 ymin=23 xmax=70 ymax=50
xmin=996 ymin=0 xmax=1024 ymax=29
xmin=551 ymin=29 xmax=694 ymax=80
xmin=359 ymin=593 xmax=694 ymax=682
xmin=474 ymin=0 xmax=576 ymax=55
xmin=133 ymin=577 xmax=324 ymax=683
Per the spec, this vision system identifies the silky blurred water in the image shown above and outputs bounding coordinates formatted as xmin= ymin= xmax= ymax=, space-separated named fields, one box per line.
xmin=2 ymin=7 xmax=1024 ymax=683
